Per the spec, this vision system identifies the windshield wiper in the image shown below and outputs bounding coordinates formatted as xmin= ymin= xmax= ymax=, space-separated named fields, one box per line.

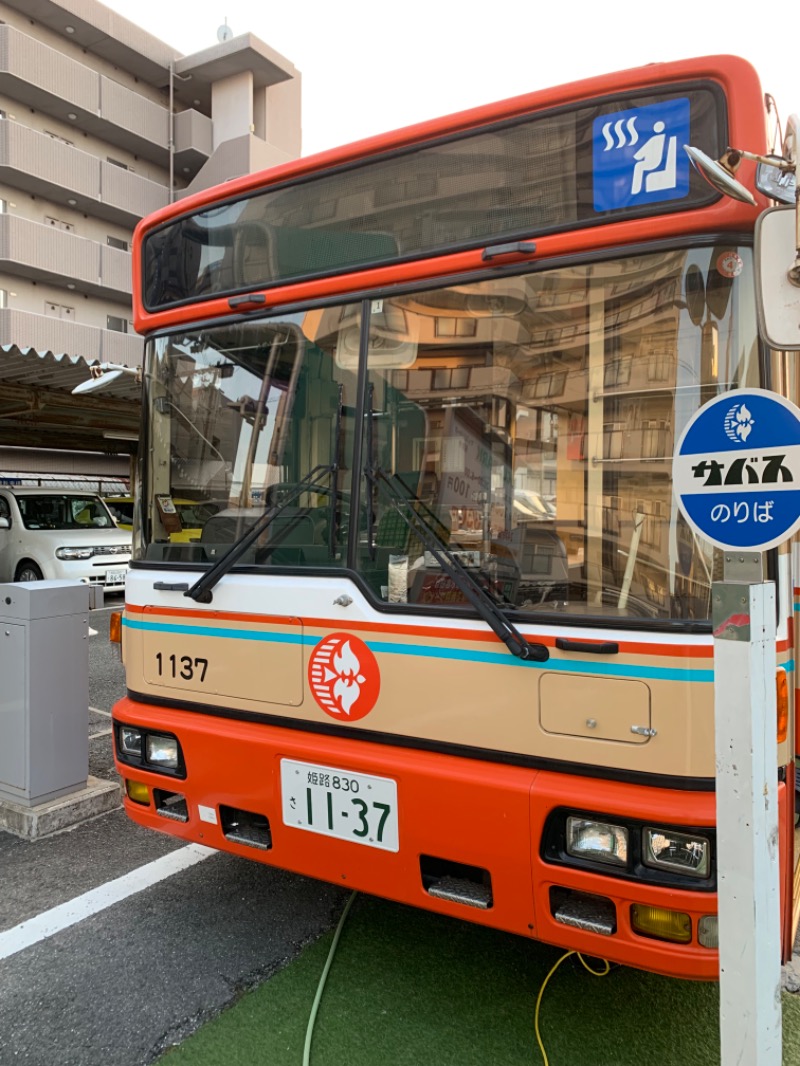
xmin=366 ymin=466 xmax=549 ymax=662
xmin=184 ymin=464 xmax=335 ymax=603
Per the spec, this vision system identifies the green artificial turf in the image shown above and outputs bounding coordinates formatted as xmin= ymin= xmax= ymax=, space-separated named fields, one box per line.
xmin=159 ymin=894 xmax=800 ymax=1066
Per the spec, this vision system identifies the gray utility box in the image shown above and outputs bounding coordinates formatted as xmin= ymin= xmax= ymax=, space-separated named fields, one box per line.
xmin=0 ymin=581 xmax=90 ymax=807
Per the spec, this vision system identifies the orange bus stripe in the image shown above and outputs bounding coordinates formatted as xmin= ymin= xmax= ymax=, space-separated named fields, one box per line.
xmin=125 ymin=601 xmax=714 ymax=658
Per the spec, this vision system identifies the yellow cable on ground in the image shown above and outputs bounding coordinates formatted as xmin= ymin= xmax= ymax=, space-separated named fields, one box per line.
xmin=302 ymin=890 xmax=359 ymax=1066
xmin=534 ymin=950 xmax=611 ymax=1066
xmin=301 ymin=890 xmax=609 ymax=1066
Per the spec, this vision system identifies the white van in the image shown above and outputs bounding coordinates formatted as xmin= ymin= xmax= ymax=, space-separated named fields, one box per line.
xmin=0 ymin=488 xmax=132 ymax=590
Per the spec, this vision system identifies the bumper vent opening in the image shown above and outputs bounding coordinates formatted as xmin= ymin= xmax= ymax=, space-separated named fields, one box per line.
xmin=220 ymin=805 xmax=272 ymax=850
xmin=420 ymin=854 xmax=493 ymax=909
xmin=550 ymin=886 xmax=617 ymax=936
xmin=153 ymin=789 xmax=188 ymax=822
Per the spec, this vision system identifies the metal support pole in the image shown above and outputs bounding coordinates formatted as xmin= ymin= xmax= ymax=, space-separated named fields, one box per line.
xmin=713 ymin=565 xmax=781 ymax=1066
xmin=168 ymin=62 xmax=174 ymax=204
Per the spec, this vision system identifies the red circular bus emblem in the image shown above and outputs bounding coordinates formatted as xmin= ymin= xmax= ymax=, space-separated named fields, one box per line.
xmin=308 ymin=633 xmax=380 ymax=721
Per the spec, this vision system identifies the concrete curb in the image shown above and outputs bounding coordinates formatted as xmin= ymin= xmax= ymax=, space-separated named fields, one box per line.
xmin=0 ymin=776 xmax=121 ymax=839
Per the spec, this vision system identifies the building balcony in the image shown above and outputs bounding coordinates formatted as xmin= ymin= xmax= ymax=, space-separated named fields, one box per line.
xmin=100 ymin=156 xmax=170 ymax=224
xmin=0 ymin=120 xmax=169 ymax=226
xmin=0 ymin=24 xmax=210 ymax=170
xmin=0 ymin=215 xmax=133 ymax=300
xmin=0 ymin=308 xmax=143 ymax=367
xmin=174 ymin=108 xmax=213 ymax=175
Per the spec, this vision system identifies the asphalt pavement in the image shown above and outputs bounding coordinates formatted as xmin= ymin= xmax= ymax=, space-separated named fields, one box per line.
xmin=0 ymin=598 xmax=346 ymax=1066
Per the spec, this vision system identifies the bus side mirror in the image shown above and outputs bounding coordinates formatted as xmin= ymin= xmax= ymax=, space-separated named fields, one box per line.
xmin=755 ymin=206 xmax=800 ymax=350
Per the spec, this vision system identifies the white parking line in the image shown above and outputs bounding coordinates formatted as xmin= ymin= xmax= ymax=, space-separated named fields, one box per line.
xmin=0 ymin=844 xmax=214 ymax=962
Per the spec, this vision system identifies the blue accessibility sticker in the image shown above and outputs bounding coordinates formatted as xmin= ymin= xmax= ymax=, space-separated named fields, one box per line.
xmin=593 ymin=97 xmax=691 ymax=212
xmin=673 ymin=389 xmax=800 ymax=551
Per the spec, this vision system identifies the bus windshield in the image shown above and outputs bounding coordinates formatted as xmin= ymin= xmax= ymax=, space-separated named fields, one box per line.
xmin=139 ymin=243 xmax=760 ymax=625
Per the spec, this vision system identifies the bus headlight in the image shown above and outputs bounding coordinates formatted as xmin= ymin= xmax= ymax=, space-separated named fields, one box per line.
xmin=566 ymin=817 xmax=628 ymax=866
xmin=643 ymin=827 xmax=711 ymax=878
xmin=119 ymin=726 xmax=143 ymax=757
xmin=145 ymin=734 xmax=179 ymax=769
xmin=116 ymin=724 xmax=184 ymax=777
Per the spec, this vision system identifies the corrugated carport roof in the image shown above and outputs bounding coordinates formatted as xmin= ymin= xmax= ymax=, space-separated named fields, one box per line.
xmin=0 ymin=346 xmax=141 ymax=454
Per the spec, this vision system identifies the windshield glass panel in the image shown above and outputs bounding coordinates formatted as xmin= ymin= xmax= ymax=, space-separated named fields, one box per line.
xmin=357 ymin=246 xmax=759 ymax=622
xmin=138 ymin=245 xmax=760 ymax=626
xmin=17 ymin=495 xmax=115 ymax=530
xmin=139 ymin=311 xmax=360 ymax=566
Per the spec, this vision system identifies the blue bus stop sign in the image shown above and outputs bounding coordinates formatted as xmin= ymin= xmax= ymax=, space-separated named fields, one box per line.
xmin=673 ymin=388 xmax=800 ymax=551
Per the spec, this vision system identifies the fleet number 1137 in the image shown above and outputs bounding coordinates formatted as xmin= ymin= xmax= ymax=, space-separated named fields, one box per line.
xmin=155 ymin=652 xmax=208 ymax=682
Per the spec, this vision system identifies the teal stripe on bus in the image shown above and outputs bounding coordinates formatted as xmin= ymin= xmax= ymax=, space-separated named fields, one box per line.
xmin=365 ymin=638 xmax=714 ymax=681
xmin=123 ymin=616 xmax=715 ymax=683
xmin=123 ymin=617 xmax=318 ymax=645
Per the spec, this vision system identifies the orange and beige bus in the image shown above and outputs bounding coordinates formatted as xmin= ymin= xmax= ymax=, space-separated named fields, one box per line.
xmin=112 ymin=54 xmax=799 ymax=979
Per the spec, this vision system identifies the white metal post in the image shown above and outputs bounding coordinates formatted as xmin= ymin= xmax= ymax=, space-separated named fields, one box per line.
xmin=713 ymin=574 xmax=782 ymax=1066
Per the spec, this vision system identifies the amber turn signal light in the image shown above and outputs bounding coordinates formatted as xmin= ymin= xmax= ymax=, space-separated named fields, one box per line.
xmin=109 ymin=610 xmax=122 ymax=644
xmin=125 ymin=779 xmax=150 ymax=805
xmin=776 ymin=668 xmax=788 ymax=744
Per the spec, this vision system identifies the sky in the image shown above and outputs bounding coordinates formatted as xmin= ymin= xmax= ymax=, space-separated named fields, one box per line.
xmin=102 ymin=0 xmax=797 ymax=158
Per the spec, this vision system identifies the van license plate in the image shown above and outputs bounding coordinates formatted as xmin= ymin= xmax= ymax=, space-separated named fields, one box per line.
xmin=105 ymin=569 xmax=126 ymax=586
xmin=280 ymin=758 xmax=398 ymax=852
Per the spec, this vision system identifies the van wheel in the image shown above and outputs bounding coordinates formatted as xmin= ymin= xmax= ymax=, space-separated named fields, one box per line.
xmin=15 ymin=561 xmax=43 ymax=582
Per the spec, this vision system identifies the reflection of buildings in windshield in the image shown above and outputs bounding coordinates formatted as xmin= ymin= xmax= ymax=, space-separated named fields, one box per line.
xmin=356 ymin=250 xmax=744 ymax=620
xmin=164 ymin=367 xmax=240 ymax=497
xmin=144 ymin=247 xmax=750 ymax=621
xmin=513 ymin=490 xmax=556 ymax=521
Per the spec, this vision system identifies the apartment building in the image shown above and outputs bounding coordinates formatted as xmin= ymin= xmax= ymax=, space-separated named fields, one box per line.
xmin=0 ymin=0 xmax=300 ymax=476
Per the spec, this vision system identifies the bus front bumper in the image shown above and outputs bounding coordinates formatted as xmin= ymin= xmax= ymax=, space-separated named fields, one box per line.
xmin=112 ymin=695 xmax=724 ymax=980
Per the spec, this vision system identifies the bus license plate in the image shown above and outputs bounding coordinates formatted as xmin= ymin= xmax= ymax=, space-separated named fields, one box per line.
xmin=280 ymin=758 xmax=398 ymax=852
